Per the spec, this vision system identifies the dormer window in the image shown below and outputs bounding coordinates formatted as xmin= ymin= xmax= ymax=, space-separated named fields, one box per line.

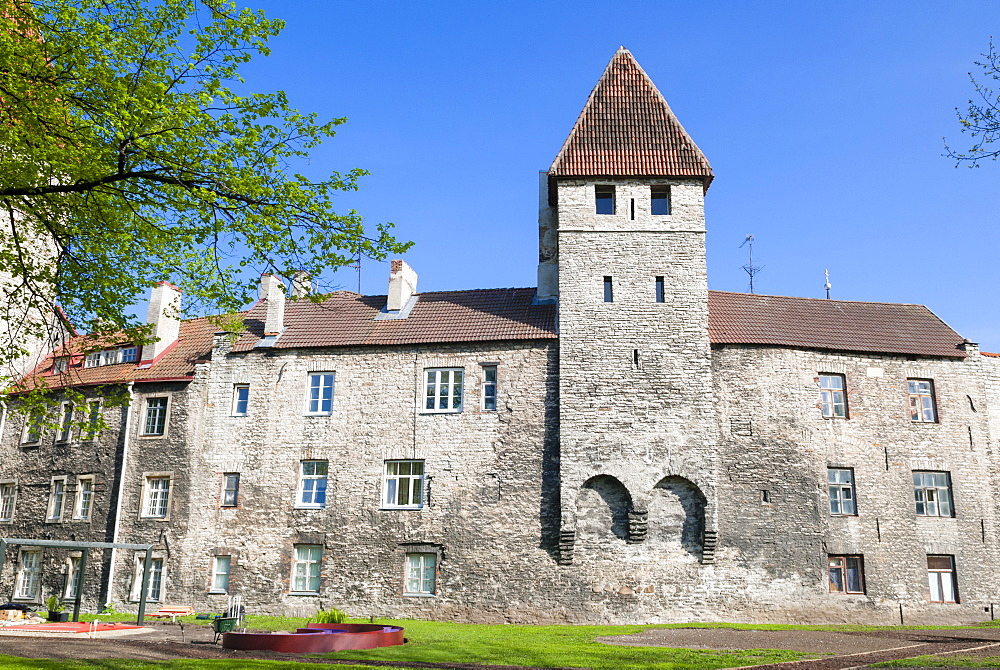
xmin=85 ymin=346 xmax=138 ymax=368
xmin=595 ymin=186 xmax=615 ymax=215
xmin=52 ymin=358 xmax=69 ymax=374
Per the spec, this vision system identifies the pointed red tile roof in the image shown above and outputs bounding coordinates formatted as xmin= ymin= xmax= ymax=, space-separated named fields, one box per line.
xmin=549 ymin=47 xmax=713 ymax=186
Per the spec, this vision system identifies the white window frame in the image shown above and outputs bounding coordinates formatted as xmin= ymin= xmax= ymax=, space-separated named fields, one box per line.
xmin=119 ymin=346 xmax=138 ymax=363
xmin=47 ymin=476 xmax=67 ymax=522
xmin=83 ymin=400 xmax=101 ymax=441
xmin=927 ymin=555 xmax=958 ymax=603
xmin=231 ymin=384 xmax=250 ymax=416
xmin=305 ymin=372 xmax=335 ymax=415
xmin=140 ymin=473 xmax=172 ymax=519
xmin=52 ymin=357 xmax=69 ymax=374
xmin=14 ymin=549 xmax=41 ymax=601
xmin=210 ymin=555 xmax=231 ymax=594
xmin=0 ymin=480 xmax=17 ymax=522
xmin=424 ymin=368 xmax=464 ymax=413
xmin=913 ymin=471 xmax=953 ymax=517
xmin=221 ymin=473 xmax=240 ymax=508
xmin=404 ymin=552 xmax=437 ymax=596
xmin=84 ymin=352 xmax=101 ymax=368
xmin=828 ymin=468 xmax=856 ymax=516
xmin=20 ymin=412 xmax=42 ymax=445
xmin=130 ymin=553 xmax=165 ymax=602
xmin=141 ymin=397 xmax=169 ymax=436
xmin=290 ymin=544 xmax=322 ymax=594
xmin=819 ymin=373 xmax=847 ymax=418
xmin=64 ymin=554 xmax=82 ymax=599
xmin=74 ymin=475 xmax=95 ymax=521
xmin=296 ymin=461 xmax=328 ymax=509
xmin=481 ymin=365 xmax=497 ymax=411
xmin=56 ymin=401 xmax=73 ymax=442
xmin=383 ymin=460 xmax=425 ymax=509
xmin=908 ymin=379 xmax=938 ymax=423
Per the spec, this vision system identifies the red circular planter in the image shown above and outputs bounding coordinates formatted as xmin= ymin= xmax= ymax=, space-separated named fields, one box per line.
xmin=221 ymin=622 xmax=404 ymax=653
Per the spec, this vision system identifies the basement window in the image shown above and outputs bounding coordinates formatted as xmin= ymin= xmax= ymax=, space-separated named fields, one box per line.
xmin=927 ymin=555 xmax=958 ymax=603
xmin=828 ymin=555 xmax=864 ymax=594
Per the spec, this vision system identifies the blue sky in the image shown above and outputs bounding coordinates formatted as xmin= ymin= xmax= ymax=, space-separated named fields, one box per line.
xmin=237 ymin=1 xmax=1000 ymax=349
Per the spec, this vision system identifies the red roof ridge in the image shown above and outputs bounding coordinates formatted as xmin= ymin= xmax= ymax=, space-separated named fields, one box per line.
xmin=981 ymin=351 xmax=1000 ymax=357
xmin=708 ymin=289 xmax=935 ymax=309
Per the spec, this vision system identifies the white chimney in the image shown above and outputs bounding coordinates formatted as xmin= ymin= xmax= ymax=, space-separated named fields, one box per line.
xmin=259 ymin=273 xmax=285 ymax=335
xmin=387 ymin=260 xmax=417 ymax=311
xmin=144 ymin=281 xmax=182 ymax=362
xmin=290 ymin=270 xmax=312 ymax=298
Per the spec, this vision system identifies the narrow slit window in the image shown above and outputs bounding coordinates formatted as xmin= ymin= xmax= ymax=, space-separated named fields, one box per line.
xmin=655 ymin=276 xmax=665 ymax=303
xmin=603 ymin=277 xmax=613 ymax=303
xmin=629 ymin=198 xmax=635 ymax=220
xmin=595 ymin=186 xmax=615 ymax=215
xmin=651 ymin=186 xmax=671 ymax=215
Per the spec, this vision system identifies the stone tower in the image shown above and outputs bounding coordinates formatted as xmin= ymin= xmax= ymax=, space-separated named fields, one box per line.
xmin=543 ymin=48 xmax=720 ymax=569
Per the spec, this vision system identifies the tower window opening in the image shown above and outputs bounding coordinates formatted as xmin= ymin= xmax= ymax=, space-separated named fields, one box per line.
xmin=651 ymin=186 xmax=671 ymax=215
xmin=630 ymin=198 xmax=635 ymax=220
xmin=655 ymin=276 xmax=665 ymax=303
xmin=633 ymin=349 xmax=640 ymax=368
xmin=595 ymin=186 xmax=615 ymax=215
xmin=603 ymin=276 xmax=613 ymax=303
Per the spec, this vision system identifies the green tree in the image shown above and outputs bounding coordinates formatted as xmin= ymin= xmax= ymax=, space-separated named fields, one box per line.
xmin=949 ymin=39 xmax=1000 ymax=166
xmin=0 ymin=0 xmax=409 ymax=379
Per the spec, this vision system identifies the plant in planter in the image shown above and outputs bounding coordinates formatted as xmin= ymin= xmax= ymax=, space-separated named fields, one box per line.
xmin=44 ymin=596 xmax=67 ymax=622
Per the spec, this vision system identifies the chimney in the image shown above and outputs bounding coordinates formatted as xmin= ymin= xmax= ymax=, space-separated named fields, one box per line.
xmin=259 ymin=273 xmax=285 ymax=335
xmin=387 ymin=260 xmax=417 ymax=311
xmin=290 ymin=270 xmax=313 ymax=298
xmin=144 ymin=281 xmax=182 ymax=362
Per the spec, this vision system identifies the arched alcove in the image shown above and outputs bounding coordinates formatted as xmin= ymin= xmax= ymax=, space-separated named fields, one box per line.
xmin=648 ymin=475 xmax=706 ymax=557
xmin=576 ymin=475 xmax=633 ymax=543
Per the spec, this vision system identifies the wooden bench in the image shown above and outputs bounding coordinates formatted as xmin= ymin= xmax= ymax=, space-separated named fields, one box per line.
xmin=146 ymin=606 xmax=194 ymax=622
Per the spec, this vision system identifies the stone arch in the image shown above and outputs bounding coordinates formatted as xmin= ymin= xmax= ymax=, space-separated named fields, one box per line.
xmin=648 ymin=475 xmax=706 ymax=557
xmin=576 ymin=475 xmax=633 ymax=542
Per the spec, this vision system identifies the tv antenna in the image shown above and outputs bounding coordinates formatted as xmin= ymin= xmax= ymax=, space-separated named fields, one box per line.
xmin=739 ymin=234 xmax=764 ymax=294
xmin=824 ymin=269 xmax=832 ymax=300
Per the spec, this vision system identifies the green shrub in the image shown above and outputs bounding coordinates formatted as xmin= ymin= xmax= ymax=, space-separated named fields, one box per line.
xmin=44 ymin=595 xmax=63 ymax=612
xmin=308 ymin=607 xmax=349 ymax=624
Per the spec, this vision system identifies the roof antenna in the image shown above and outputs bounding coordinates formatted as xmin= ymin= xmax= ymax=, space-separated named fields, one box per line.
xmin=739 ymin=235 xmax=764 ymax=294
xmin=824 ymin=269 xmax=832 ymax=300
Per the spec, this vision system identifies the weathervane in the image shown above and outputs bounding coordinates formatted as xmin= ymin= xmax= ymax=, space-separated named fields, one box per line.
xmin=739 ymin=234 xmax=764 ymax=294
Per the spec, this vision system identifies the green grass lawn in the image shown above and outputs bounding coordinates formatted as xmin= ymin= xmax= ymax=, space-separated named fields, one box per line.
xmin=873 ymin=655 xmax=1000 ymax=667
xmin=0 ymin=658 xmax=420 ymax=670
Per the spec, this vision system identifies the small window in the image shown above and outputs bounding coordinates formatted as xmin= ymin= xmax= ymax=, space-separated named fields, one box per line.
xmin=56 ymin=402 xmax=73 ymax=442
xmin=482 ymin=366 xmax=497 ymax=411
xmin=306 ymin=373 xmax=334 ymax=415
xmin=84 ymin=352 xmax=101 ymax=368
xmin=47 ymin=477 xmax=66 ymax=521
xmin=15 ymin=550 xmax=41 ymax=600
xmin=828 ymin=555 xmax=864 ymax=594
xmin=291 ymin=544 xmax=322 ymax=593
xmin=383 ymin=460 xmax=425 ymax=509
xmin=83 ymin=400 xmax=101 ymax=441
xmin=405 ymin=552 xmax=437 ymax=596
xmin=913 ymin=471 xmax=953 ymax=517
xmin=142 ymin=398 xmax=168 ymax=436
xmin=297 ymin=461 xmax=328 ymax=509
xmin=927 ymin=555 xmax=958 ymax=603
xmin=655 ymin=276 xmax=665 ymax=303
xmin=650 ymin=186 xmax=671 ymax=215
xmin=211 ymin=555 xmax=231 ymax=594
xmin=908 ymin=379 xmax=937 ymax=423
xmin=595 ymin=185 xmax=615 ymax=215
xmin=0 ymin=482 xmax=17 ymax=522
xmin=231 ymin=385 xmax=250 ymax=416
xmin=74 ymin=476 xmax=94 ymax=521
xmin=119 ymin=347 xmax=138 ymax=363
xmin=221 ymin=473 xmax=240 ymax=507
xmin=603 ymin=276 xmax=613 ymax=303
xmin=20 ymin=412 xmax=42 ymax=445
xmin=828 ymin=468 xmax=856 ymax=516
xmin=141 ymin=476 xmax=171 ymax=518
xmin=52 ymin=358 xmax=68 ymax=374
xmin=130 ymin=554 xmax=164 ymax=602
xmin=65 ymin=555 xmax=81 ymax=599
xmin=819 ymin=374 xmax=847 ymax=418
xmin=424 ymin=368 xmax=464 ymax=412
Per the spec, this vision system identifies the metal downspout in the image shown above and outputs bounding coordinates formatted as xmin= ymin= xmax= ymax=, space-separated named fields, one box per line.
xmin=103 ymin=381 xmax=135 ymax=607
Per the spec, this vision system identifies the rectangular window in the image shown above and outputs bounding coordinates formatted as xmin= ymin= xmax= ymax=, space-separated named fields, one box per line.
xmin=15 ymin=550 xmax=41 ymax=600
xmin=0 ymin=482 xmax=16 ymax=522
xmin=297 ymin=461 xmax=328 ymax=508
xmin=655 ymin=276 xmax=665 ymax=303
xmin=56 ymin=402 xmax=73 ymax=442
xmin=74 ymin=476 xmax=94 ymax=521
xmin=650 ymin=185 xmax=671 ymax=215
xmin=291 ymin=544 xmax=322 ymax=593
xmin=131 ymin=556 xmax=164 ymax=602
xmin=231 ymin=384 xmax=250 ymax=416
xmin=913 ymin=471 xmax=953 ymax=517
xmin=908 ymin=379 xmax=937 ymax=422
xmin=828 ymin=468 xmax=856 ymax=516
xmin=819 ymin=374 xmax=847 ymax=418
xmin=211 ymin=555 xmax=231 ymax=593
xmin=142 ymin=398 xmax=168 ymax=436
xmin=47 ymin=477 xmax=66 ymax=521
xmin=84 ymin=352 xmax=101 ymax=368
xmin=383 ymin=460 xmax=425 ymax=509
xmin=828 ymin=555 xmax=864 ymax=594
xmin=100 ymin=349 xmax=119 ymax=366
xmin=52 ymin=358 xmax=68 ymax=374
xmin=84 ymin=400 xmax=101 ymax=441
xmin=21 ymin=412 xmax=42 ymax=445
xmin=306 ymin=373 xmax=334 ymax=415
xmin=927 ymin=555 xmax=958 ymax=603
xmin=65 ymin=556 xmax=81 ymax=599
xmin=405 ymin=552 xmax=437 ymax=596
xmin=222 ymin=473 xmax=240 ymax=507
xmin=603 ymin=276 xmax=613 ymax=303
xmin=424 ymin=368 xmax=464 ymax=412
xmin=119 ymin=347 xmax=137 ymax=363
xmin=595 ymin=185 xmax=615 ymax=215
xmin=142 ymin=476 xmax=171 ymax=518
xmin=482 ymin=366 xmax=497 ymax=411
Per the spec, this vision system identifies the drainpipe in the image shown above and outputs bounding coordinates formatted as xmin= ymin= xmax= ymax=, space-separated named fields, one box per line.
xmin=103 ymin=381 xmax=135 ymax=607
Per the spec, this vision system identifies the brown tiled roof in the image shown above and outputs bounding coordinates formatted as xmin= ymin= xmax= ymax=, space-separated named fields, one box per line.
xmin=708 ymin=291 xmax=967 ymax=358
xmin=549 ymin=47 xmax=713 ymax=185
xmin=232 ymin=288 xmax=557 ymax=352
